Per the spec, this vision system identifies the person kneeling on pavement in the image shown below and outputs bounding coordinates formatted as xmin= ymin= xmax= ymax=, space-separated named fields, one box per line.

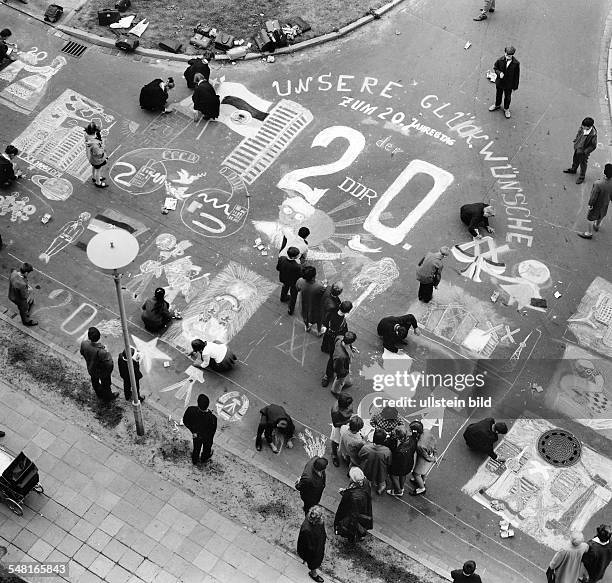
xmin=189 ymin=338 xmax=237 ymax=372
xmin=139 ymin=77 xmax=174 ymax=113
xmin=255 ymin=404 xmax=295 ymax=453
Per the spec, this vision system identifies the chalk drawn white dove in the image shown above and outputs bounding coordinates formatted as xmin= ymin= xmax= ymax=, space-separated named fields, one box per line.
xmin=348 ymin=234 xmax=382 ymax=254
xmin=172 ymin=169 xmax=207 ymax=186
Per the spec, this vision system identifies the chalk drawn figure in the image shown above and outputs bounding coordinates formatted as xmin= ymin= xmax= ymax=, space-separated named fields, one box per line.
xmin=131 ymin=334 xmax=172 ymax=374
xmin=351 ymin=257 xmax=400 ymax=310
xmin=173 ymin=169 xmax=206 ymax=186
xmin=0 ymin=50 xmax=67 ymax=114
xmin=12 ymin=89 xmax=118 ymax=183
xmin=452 ymin=236 xmax=509 ymax=282
xmin=493 ymin=260 xmax=551 ymax=312
xmin=348 ymin=234 xmax=381 ymax=254
xmin=31 ymin=175 xmax=73 ymax=201
xmin=164 ymin=261 xmax=276 ymax=351
xmin=38 ymin=211 xmax=91 ymax=263
xmin=0 ymin=193 xmax=36 ymax=222
xmin=160 ymin=365 xmax=204 ymax=407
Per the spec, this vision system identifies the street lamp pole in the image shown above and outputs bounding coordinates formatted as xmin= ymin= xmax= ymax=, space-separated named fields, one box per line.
xmin=87 ymin=229 xmax=144 ymax=436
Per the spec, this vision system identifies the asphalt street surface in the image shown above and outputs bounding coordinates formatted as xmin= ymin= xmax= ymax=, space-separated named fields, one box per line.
xmin=1 ymin=1 xmax=611 ymax=582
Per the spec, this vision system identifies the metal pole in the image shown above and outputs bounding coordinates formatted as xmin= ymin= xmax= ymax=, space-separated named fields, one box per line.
xmin=112 ymin=269 xmax=145 ymax=436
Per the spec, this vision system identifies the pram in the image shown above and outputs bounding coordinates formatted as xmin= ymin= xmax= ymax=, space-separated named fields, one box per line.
xmin=0 ymin=445 xmax=43 ymax=516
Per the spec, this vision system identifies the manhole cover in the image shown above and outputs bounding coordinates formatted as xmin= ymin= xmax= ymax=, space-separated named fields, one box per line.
xmin=537 ymin=429 xmax=582 ymax=467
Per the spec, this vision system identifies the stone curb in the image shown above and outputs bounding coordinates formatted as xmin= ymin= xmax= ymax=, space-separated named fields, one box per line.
xmin=47 ymin=0 xmax=408 ymax=63
xmin=0 ymin=306 xmax=453 ymax=581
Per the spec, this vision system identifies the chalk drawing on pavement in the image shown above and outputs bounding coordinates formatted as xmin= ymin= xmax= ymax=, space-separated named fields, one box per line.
xmin=452 ymin=237 xmax=509 ymax=282
xmin=492 ymin=260 xmax=551 ymax=312
xmin=0 ymin=193 xmax=36 ymax=222
xmin=0 ymin=50 xmax=67 ymax=114
xmin=462 ymin=417 xmax=612 ymax=550
xmin=131 ymin=335 xmax=172 ymax=374
xmin=545 ymin=343 xmax=612 ymax=441
xmin=164 ymin=261 xmax=276 ymax=351
xmin=39 ymin=212 xmax=91 ymax=264
xmin=351 ymin=257 xmax=399 ymax=311
xmin=60 ymin=303 xmax=98 ymax=335
xmin=95 ymin=319 xmax=123 ymax=337
xmin=567 ymin=276 xmax=612 ymax=359
xmin=31 ymin=175 xmax=73 ymax=201
xmin=215 ymin=391 xmax=249 ymax=422
xmin=275 ymin=318 xmax=321 ymax=367
xmin=298 ymin=429 xmax=327 ymax=458
xmin=11 ymin=89 xmax=118 ymax=182
xmin=160 ymin=365 xmax=204 ymax=407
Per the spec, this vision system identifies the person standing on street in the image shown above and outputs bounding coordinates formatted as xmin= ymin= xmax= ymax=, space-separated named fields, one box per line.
xmin=463 ymin=418 xmax=508 ymax=462
xmin=117 ymin=347 xmax=144 ymax=402
xmin=578 ymin=163 xmax=612 ymax=239
xmin=320 ymin=300 xmax=353 ymax=355
xmin=582 ymin=524 xmax=612 ymax=583
xmin=0 ymin=144 xmax=25 ymax=188
xmin=84 ymin=123 xmax=108 ymax=189
xmin=276 ymin=246 xmax=302 ymax=315
xmin=296 ymin=457 xmax=328 ymax=514
xmin=548 ymin=532 xmax=589 ymax=583
xmin=182 ymin=393 xmax=217 ymax=465
xmin=473 ymin=0 xmax=495 ymax=21
xmin=297 ymin=505 xmax=327 ymax=583
xmin=318 ymin=282 xmax=343 ymax=332
xmin=387 ymin=425 xmax=419 ymax=497
xmin=280 ymin=226 xmax=310 ymax=262
xmin=377 ymin=314 xmax=420 ymax=353
xmin=322 ymin=331 xmax=357 ymax=395
xmin=296 ymin=266 xmax=325 ymax=333
xmin=359 ymin=428 xmax=392 ymax=496
xmin=8 ymin=262 xmax=37 ymax=326
xmin=451 ymin=560 xmax=482 ymax=583
xmin=460 ymin=203 xmax=496 ymax=239
xmin=489 ymin=46 xmax=520 ymax=119
xmin=330 ymin=394 xmax=353 ymax=466
xmin=564 ymin=117 xmax=598 ymax=185
xmin=416 ymin=247 xmax=449 ymax=303
xmin=79 ymin=327 xmax=118 ymax=402
xmin=334 ymin=467 xmax=373 ymax=542
xmin=339 ymin=415 xmax=366 ymax=467
xmin=411 ymin=429 xmax=437 ymax=496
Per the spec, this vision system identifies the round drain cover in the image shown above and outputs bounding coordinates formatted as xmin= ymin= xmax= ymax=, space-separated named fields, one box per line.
xmin=537 ymin=429 xmax=581 ymax=467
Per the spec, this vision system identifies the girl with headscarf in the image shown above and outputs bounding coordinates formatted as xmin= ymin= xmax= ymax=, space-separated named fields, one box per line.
xmin=411 ymin=428 xmax=437 ymax=496
xmin=141 ymin=287 xmax=173 ymax=333
xmin=334 ymin=467 xmax=373 ymax=543
xmin=297 ymin=505 xmax=327 ymax=583
xmin=84 ymin=122 xmax=108 ymax=188
xmin=547 ymin=532 xmax=589 ymax=583
xmin=189 ymin=338 xmax=237 ymax=372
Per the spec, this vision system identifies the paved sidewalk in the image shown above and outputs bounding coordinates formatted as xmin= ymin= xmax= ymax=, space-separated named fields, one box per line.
xmin=0 ymin=380 xmax=337 ymax=583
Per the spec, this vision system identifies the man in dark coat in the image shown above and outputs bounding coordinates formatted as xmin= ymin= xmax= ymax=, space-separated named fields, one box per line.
xmin=579 ymin=163 xmax=612 ymax=239
xmin=322 ymin=331 xmax=357 ymax=395
xmin=79 ymin=327 xmax=118 ymax=401
xmin=320 ymin=300 xmax=352 ymax=354
xmin=182 ymin=393 xmax=217 ymax=464
xmin=139 ymin=78 xmax=174 ymax=113
xmin=8 ymin=262 xmax=37 ymax=326
xmin=297 ymin=506 xmax=327 ymax=583
xmin=183 ymin=56 xmax=210 ymax=89
xmin=460 ymin=203 xmax=496 ymax=239
xmin=564 ymin=117 xmax=598 ymax=184
xmin=451 ymin=560 xmax=483 ymax=583
xmin=296 ymin=266 xmax=325 ymax=333
xmin=255 ymin=404 xmax=295 ymax=453
xmin=489 ymin=46 xmax=520 ymax=119
xmin=318 ymin=282 xmax=343 ymax=331
xmin=377 ymin=314 xmax=420 ymax=353
xmin=117 ymin=347 xmax=144 ymax=402
xmin=192 ymin=73 xmax=220 ymax=122
xmin=463 ymin=418 xmax=508 ymax=462
xmin=276 ymin=246 xmax=302 ymax=315
xmin=0 ymin=144 xmax=23 ymax=188
xmin=296 ymin=457 xmax=328 ymax=514
xmin=582 ymin=524 xmax=612 ymax=583
xmin=416 ymin=247 xmax=449 ymax=303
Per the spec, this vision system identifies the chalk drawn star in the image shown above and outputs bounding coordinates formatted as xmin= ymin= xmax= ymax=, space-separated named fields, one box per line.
xmin=131 ymin=335 xmax=172 ymax=373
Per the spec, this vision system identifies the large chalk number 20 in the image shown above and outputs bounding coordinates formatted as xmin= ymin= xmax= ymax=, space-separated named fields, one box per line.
xmin=277 ymin=126 xmax=454 ymax=246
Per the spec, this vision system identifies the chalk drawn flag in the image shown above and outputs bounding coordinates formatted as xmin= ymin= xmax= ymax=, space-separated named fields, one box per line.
xmin=217 ymin=82 xmax=273 ymax=138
